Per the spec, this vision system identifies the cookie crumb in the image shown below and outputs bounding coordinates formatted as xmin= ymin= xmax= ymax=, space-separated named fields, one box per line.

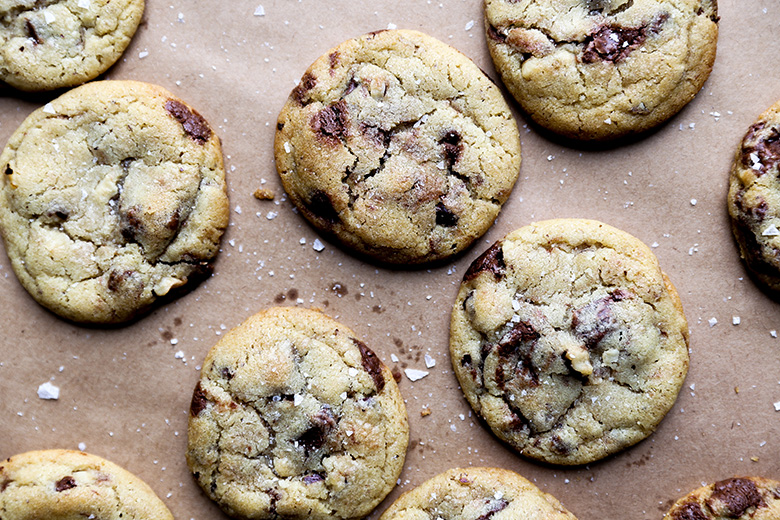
xmin=751 ymin=456 xmax=759 ymax=462
xmin=37 ymin=381 xmax=60 ymax=400
xmin=254 ymin=188 xmax=275 ymax=200
xmin=421 ymin=406 xmax=431 ymax=417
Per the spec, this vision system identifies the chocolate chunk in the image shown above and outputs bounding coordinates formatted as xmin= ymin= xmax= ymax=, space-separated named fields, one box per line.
xmin=45 ymin=205 xmax=70 ymax=221
xmin=487 ymin=24 xmax=507 ymax=43
xmin=293 ymin=72 xmax=317 ymax=105
xmin=4 ymin=167 xmax=11 ymax=176
xmin=464 ymin=241 xmax=506 ymax=282
xmin=0 ymin=475 xmax=10 ymax=493
xmin=25 ymin=19 xmax=41 ymax=44
xmin=461 ymin=354 xmax=472 ymax=367
xmin=55 ymin=476 xmax=77 ymax=492
xmin=707 ymin=478 xmax=764 ymax=517
xmin=360 ymin=123 xmax=390 ymax=147
xmin=572 ymin=293 xmax=625 ymax=348
xmin=550 ymin=434 xmax=571 ymax=455
xmin=164 ymin=99 xmax=212 ymax=145
xmin=475 ymin=499 xmax=509 ymax=520
xmin=435 ymin=202 xmax=459 ymax=227
xmin=107 ymin=270 xmax=134 ymax=292
xmin=298 ymin=406 xmax=337 ymax=455
xmin=303 ymin=473 xmax=324 ymax=484
xmin=355 ymin=339 xmax=386 ymax=392
xmin=497 ymin=322 xmax=540 ymax=356
xmin=329 ymin=52 xmax=340 ymax=69
xmin=166 ymin=208 xmax=181 ymax=231
xmin=120 ymin=206 xmax=143 ymax=242
xmin=305 ymin=190 xmax=340 ymax=224
xmin=311 ymin=100 xmax=349 ymax=142
xmin=343 ymin=77 xmax=359 ymax=96
xmin=439 ymin=130 xmax=463 ymax=165
xmin=582 ymin=15 xmax=668 ymax=64
xmin=269 ymin=488 xmax=281 ymax=514
xmin=190 ymin=381 xmax=210 ymax=416
xmin=220 ymin=367 xmax=234 ymax=380
xmin=492 ymin=322 xmax=539 ymax=389
xmin=670 ymin=501 xmax=708 ymax=520
xmin=742 ymin=124 xmax=780 ymax=175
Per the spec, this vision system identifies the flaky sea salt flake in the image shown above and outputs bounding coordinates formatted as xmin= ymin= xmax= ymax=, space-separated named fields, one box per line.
xmin=254 ymin=5 xmax=265 ymax=16
xmin=78 ymin=0 xmax=90 ymax=8
xmin=43 ymin=103 xmax=56 ymax=114
xmin=37 ymin=381 xmax=60 ymax=400
xmin=404 ymin=368 xmax=429 ymax=382
xmin=762 ymin=224 xmax=780 ymax=237
xmin=44 ymin=11 xmax=56 ymax=23
xmin=424 ymin=354 xmax=436 ymax=368
xmin=312 ymin=239 xmax=325 ymax=252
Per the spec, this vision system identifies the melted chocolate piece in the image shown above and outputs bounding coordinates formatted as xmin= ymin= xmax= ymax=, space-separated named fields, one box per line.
xmin=303 ymin=473 xmax=324 ymax=484
xmin=550 ymin=434 xmax=571 ymax=455
xmin=293 ymin=72 xmax=317 ymax=105
xmin=496 ymin=322 xmax=539 ymax=356
xmin=107 ymin=270 xmax=134 ymax=292
xmin=435 ymin=202 xmax=459 ymax=227
xmin=269 ymin=488 xmax=281 ymax=514
xmin=25 ymin=19 xmax=41 ymax=44
xmin=165 ymin=99 xmax=212 ymax=145
xmin=305 ymin=190 xmax=340 ymax=224
xmin=487 ymin=24 xmax=507 ymax=43
xmin=355 ymin=339 xmax=386 ymax=392
xmin=582 ymin=15 xmax=667 ymax=64
xmin=707 ymin=478 xmax=764 ymax=517
xmin=476 ymin=499 xmax=509 ymax=520
xmin=55 ymin=476 xmax=77 ymax=492
xmin=572 ymin=291 xmax=629 ymax=348
xmin=190 ymin=381 xmax=210 ymax=416
xmin=670 ymin=501 xmax=708 ymax=520
xmin=298 ymin=407 xmax=337 ymax=455
xmin=120 ymin=206 xmax=143 ymax=242
xmin=312 ymin=100 xmax=349 ymax=143
xmin=4 ymin=167 xmax=12 ymax=176
xmin=439 ymin=130 xmax=463 ymax=165
xmin=329 ymin=52 xmax=340 ymax=69
xmin=742 ymin=123 xmax=780 ymax=176
xmin=464 ymin=241 xmax=505 ymax=282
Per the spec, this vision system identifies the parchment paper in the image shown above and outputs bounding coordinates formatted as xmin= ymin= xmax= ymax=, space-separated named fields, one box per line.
xmin=1 ymin=1 xmax=779 ymax=519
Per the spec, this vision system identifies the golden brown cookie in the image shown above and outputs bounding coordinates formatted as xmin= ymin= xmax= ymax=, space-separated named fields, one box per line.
xmin=664 ymin=477 xmax=780 ymax=520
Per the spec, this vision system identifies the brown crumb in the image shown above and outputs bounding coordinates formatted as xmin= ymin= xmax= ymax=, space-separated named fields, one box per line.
xmin=735 ymin=386 xmax=740 ymax=394
xmin=420 ymin=406 xmax=431 ymax=417
xmin=391 ymin=367 xmax=402 ymax=383
xmin=751 ymin=456 xmax=759 ymax=462
xmin=254 ymin=188 xmax=275 ymax=200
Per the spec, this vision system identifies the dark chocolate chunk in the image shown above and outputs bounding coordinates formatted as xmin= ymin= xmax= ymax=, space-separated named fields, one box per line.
xmin=311 ymin=100 xmax=349 ymax=142
xmin=269 ymin=488 xmax=281 ymax=514
xmin=440 ymin=130 xmax=463 ymax=165
xmin=343 ymin=77 xmax=359 ymax=96
xmin=550 ymin=434 xmax=571 ymax=455
xmin=707 ymin=478 xmax=764 ymax=517
xmin=221 ymin=367 xmax=234 ymax=380
xmin=670 ymin=501 xmax=708 ymax=520
xmin=329 ymin=52 xmax=340 ymax=70
xmin=497 ymin=321 xmax=540 ymax=356
xmin=164 ymin=99 xmax=212 ymax=145
xmin=55 ymin=476 xmax=77 ymax=492
xmin=487 ymin=24 xmax=507 ymax=43
xmin=582 ymin=15 xmax=668 ymax=64
xmin=355 ymin=339 xmax=386 ymax=392
xmin=360 ymin=123 xmax=390 ymax=147
xmin=303 ymin=473 xmax=325 ymax=484
xmin=435 ymin=202 xmax=459 ymax=227
xmin=166 ymin=208 xmax=181 ymax=231
xmin=298 ymin=406 xmax=337 ymax=455
xmin=742 ymin=124 xmax=780 ymax=176
xmin=305 ymin=190 xmax=340 ymax=224
xmin=475 ymin=499 xmax=509 ymax=520
xmin=120 ymin=206 xmax=143 ymax=242
xmin=464 ymin=241 xmax=506 ymax=282
xmin=107 ymin=270 xmax=134 ymax=292
xmin=293 ymin=72 xmax=317 ymax=105
xmin=25 ymin=19 xmax=41 ymax=44
xmin=572 ymin=292 xmax=627 ymax=348
xmin=4 ymin=166 xmax=12 ymax=176
xmin=190 ymin=381 xmax=210 ymax=416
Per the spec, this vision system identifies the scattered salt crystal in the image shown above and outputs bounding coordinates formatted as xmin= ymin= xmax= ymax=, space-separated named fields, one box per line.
xmin=44 ymin=11 xmax=55 ymax=23
xmin=78 ymin=0 xmax=90 ymax=7
xmin=43 ymin=103 xmax=56 ymax=114
xmin=762 ymin=224 xmax=780 ymax=236
xmin=235 ymin=205 xmax=242 ymax=215
xmin=139 ymin=50 xmax=149 ymax=59
xmin=299 ymin=237 xmax=306 ymax=245
xmin=348 ymin=367 xmax=358 ymax=377
xmin=708 ymin=317 xmax=717 ymax=327
xmin=294 ymin=394 xmax=303 ymax=406
xmin=771 ymin=330 xmax=778 ymax=338
xmin=424 ymin=354 xmax=436 ymax=368
xmin=390 ymin=354 xmax=399 ymax=363
xmin=340 ymin=392 xmax=347 ymax=400
xmin=775 ymin=401 xmax=780 ymax=412
xmin=283 ymin=142 xmax=291 ymax=153
xmin=733 ymin=316 xmax=741 ymax=326
xmin=465 ymin=20 xmax=475 ymax=31
xmin=37 ymin=381 xmax=60 ymax=400
xmin=404 ymin=368 xmax=429 ymax=382
xmin=78 ymin=442 xmax=86 ymax=451
xmin=254 ymin=5 xmax=265 ymax=16
xmin=312 ymin=239 xmax=325 ymax=252
xmin=387 ymin=23 xmax=397 ymax=30
xmin=651 ymin=242 xmax=659 ymax=248
xmin=604 ymin=117 xmax=612 ymax=124
xmin=266 ymin=211 xmax=278 ymax=220
xmin=174 ymin=350 xmax=184 ymax=359
xmin=690 ymin=199 xmax=697 ymax=206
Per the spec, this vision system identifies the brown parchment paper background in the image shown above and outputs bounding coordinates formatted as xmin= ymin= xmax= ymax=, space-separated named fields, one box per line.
xmin=1 ymin=1 xmax=779 ymax=519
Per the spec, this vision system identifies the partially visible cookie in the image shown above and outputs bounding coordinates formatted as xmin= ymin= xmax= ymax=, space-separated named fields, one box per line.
xmin=0 ymin=0 xmax=145 ymax=91
xmin=275 ymin=29 xmax=522 ymax=264
xmin=0 ymin=80 xmax=229 ymax=324
xmin=0 ymin=449 xmax=173 ymax=519
xmin=379 ymin=467 xmax=577 ymax=520
xmin=484 ymin=0 xmax=719 ymax=140
xmin=664 ymin=477 xmax=780 ymax=520
xmin=187 ymin=306 xmax=409 ymax=520
xmin=728 ymin=101 xmax=780 ymax=292
xmin=449 ymin=219 xmax=689 ymax=465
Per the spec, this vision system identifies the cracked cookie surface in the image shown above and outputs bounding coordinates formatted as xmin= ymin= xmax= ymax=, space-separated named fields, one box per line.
xmin=664 ymin=477 xmax=780 ymax=520
xmin=379 ymin=467 xmax=577 ymax=520
xmin=484 ymin=0 xmax=718 ymax=140
xmin=0 ymin=449 xmax=173 ymax=520
xmin=0 ymin=80 xmax=229 ymax=324
xmin=0 ymin=0 xmax=144 ymax=91
xmin=728 ymin=101 xmax=780 ymax=292
xmin=274 ymin=29 xmax=521 ymax=264
xmin=186 ymin=306 xmax=409 ymax=520
xmin=449 ymin=219 xmax=689 ymax=465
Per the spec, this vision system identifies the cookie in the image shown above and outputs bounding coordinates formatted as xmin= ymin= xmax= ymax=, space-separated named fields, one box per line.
xmin=275 ymin=29 xmax=522 ymax=264
xmin=0 ymin=0 xmax=145 ymax=91
xmin=186 ymin=306 xmax=409 ymax=520
xmin=728 ymin=101 xmax=780 ymax=292
xmin=484 ymin=0 xmax=719 ymax=140
xmin=0 ymin=80 xmax=229 ymax=324
xmin=0 ymin=449 xmax=173 ymax=519
xmin=379 ymin=467 xmax=577 ymax=520
xmin=449 ymin=219 xmax=689 ymax=465
xmin=664 ymin=477 xmax=780 ymax=520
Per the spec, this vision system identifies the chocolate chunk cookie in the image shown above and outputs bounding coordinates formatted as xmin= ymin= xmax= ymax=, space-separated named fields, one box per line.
xmin=0 ymin=449 xmax=173 ymax=519
xmin=379 ymin=467 xmax=578 ymax=520
xmin=484 ymin=0 xmax=719 ymax=140
xmin=449 ymin=219 xmax=689 ymax=465
xmin=0 ymin=80 xmax=229 ymax=324
xmin=186 ymin=306 xmax=409 ymax=520
xmin=275 ymin=29 xmax=522 ymax=264
xmin=728 ymin=101 xmax=780 ymax=292
xmin=0 ymin=0 xmax=145 ymax=91
xmin=664 ymin=477 xmax=780 ymax=520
